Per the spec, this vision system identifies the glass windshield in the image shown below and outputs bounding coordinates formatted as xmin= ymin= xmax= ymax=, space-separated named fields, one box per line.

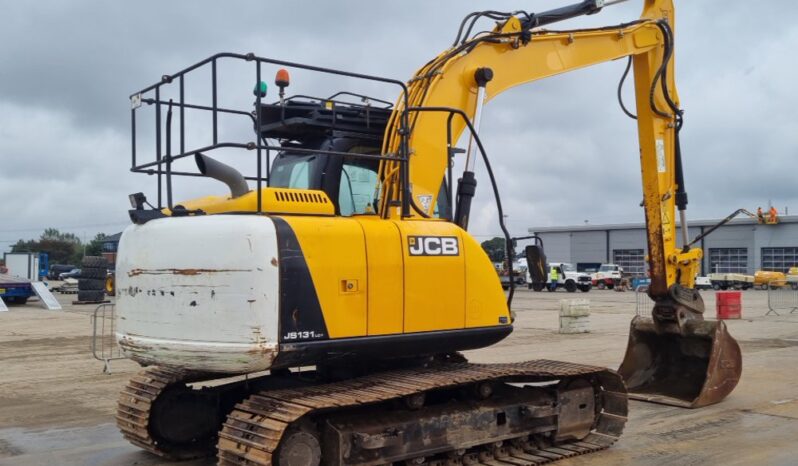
xmin=599 ymin=265 xmax=616 ymax=272
xmin=339 ymin=158 xmax=378 ymax=216
xmin=270 ymin=153 xmax=319 ymax=189
xmin=562 ymin=263 xmax=576 ymax=272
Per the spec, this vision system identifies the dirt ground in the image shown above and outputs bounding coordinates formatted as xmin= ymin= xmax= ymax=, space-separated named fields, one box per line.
xmin=1 ymin=285 xmax=797 ymax=465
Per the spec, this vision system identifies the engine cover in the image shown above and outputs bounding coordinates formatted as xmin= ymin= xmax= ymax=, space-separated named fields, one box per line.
xmin=115 ymin=215 xmax=280 ymax=374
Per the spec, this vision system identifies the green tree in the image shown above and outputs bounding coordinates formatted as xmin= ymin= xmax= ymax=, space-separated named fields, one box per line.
xmin=41 ymin=228 xmax=80 ymax=244
xmin=480 ymin=237 xmax=508 ymax=263
xmin=85 ymin=233 xmax=108 ymax=257
xmin=8 ymin=228 xmax=104 ymax=266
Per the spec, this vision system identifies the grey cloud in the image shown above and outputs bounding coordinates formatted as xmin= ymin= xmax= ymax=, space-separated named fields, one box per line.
xmin=1 ymin=0 xmax=797 ymax=250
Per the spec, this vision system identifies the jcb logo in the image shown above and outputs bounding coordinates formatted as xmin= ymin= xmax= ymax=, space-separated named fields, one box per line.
xmin=408 ymin=236 xmax=459 ymax=256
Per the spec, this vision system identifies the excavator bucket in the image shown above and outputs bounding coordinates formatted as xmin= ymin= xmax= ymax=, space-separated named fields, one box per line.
xmin=618 ymin=315 xmax=742 ymax=408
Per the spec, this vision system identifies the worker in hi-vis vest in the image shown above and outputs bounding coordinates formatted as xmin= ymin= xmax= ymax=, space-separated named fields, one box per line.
xmin=549 ymin=266 xmax=559 ymax=291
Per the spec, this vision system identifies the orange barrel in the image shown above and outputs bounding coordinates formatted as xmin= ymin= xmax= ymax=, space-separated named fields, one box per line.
xmin=716 ymin=290 xmax=742 ymax=319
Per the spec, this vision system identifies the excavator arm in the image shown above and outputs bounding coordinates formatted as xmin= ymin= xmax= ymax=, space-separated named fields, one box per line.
xmin=379 ymin=0 xmax=697 ymax=296
xmin=379 ymin=0 xmax=740 ymax=408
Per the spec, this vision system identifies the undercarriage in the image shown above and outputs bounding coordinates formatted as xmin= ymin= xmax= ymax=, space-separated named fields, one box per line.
xmin=117 ymin=358 xmax=627 ymax=465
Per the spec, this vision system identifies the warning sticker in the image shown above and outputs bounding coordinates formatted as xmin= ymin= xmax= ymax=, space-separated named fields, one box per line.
xmin=656 ymin=139 xmax=666 ymax=173
xmin=418 ymin=195 xmax=433 ymax=213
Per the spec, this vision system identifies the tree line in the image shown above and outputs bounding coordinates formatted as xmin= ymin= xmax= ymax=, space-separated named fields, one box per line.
xmin=8 ymin=228 xmax=109 ymax=266
xmin=480 ymin=236 xmax=521 ymax=263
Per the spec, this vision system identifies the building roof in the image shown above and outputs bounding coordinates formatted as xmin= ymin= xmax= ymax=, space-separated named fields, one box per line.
xmin=102 ymin=232 xmax=123 ymax=244
xmin=529 ymin=215 xmax=798 ymax=234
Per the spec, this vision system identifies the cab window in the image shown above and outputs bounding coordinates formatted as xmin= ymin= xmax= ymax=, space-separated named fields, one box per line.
xmin=339 ymin=158 xmax=378 ymax=216
xmin=270 ymin=154 xmax=318 ymax=189
xmin=433 ymin=179 xmax=451 ymax=220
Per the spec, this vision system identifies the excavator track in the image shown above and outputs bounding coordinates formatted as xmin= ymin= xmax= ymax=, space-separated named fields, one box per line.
xmin=116 ymin=366 xmax=216 ymax=460
xmin=217 ymin=359 xmax=627 ymax=466
xmin=117 ymin=366 xmax=185 ymax=458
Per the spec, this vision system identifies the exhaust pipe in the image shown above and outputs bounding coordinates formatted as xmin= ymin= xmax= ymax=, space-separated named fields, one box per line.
xmin=195 ymin=153 xmax=249 ymax=198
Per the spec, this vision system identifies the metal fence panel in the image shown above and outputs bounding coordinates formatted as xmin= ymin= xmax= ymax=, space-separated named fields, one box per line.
xmin=767 ymin=282 xmax=798 ymax=316
xmin=91 ymin=303 xmax=126 ymax=373
xmin=635 ymin=285 xmax=651 ymax=316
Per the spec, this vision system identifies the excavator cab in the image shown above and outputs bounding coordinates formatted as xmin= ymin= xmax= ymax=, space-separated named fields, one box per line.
xmin=619 ymin=285 xmax=742 ymax=408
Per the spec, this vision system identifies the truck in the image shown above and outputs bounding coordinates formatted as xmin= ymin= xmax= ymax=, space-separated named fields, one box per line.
xmin=694 ymin=276 xmax=713 ymax=290
xmin=592 ymin=263 xmax=624 ymax=289
xmin=499 ymin=259 xmax=527 ymax=289
xmin=2 ymin=252 xmax=48 ymax=281
xmin=0 ymin=252 xmax=48 ymax=304
xmin=527 ymin=262 xmax=592 ymax=292
xmin=0 ymin=274 xmax=33 ymax=305
xmin=708 ymin=273 xmax=754 ymax=290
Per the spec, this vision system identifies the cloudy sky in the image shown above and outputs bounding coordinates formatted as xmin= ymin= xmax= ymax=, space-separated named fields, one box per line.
xmin=1 ymin=0 xmax=796 ymax=252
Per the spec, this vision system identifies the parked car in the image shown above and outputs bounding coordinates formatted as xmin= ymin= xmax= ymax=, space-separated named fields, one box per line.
xmin=58 ymin=268 xmax=82 ymax=280
xmin=527 ymin=262 xmax=592 ymax=292
xmin=48 ymin=264 xmax=77 ymax=280
xmin=592 ymin=263 xmax=624 ymax=289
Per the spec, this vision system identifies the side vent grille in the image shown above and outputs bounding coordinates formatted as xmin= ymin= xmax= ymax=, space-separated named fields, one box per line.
xmin=273 ymin=190 xmax=330 ymax=204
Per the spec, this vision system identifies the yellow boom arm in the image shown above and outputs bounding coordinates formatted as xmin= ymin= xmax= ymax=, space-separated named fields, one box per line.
xmin=379 ymin=0 xmax=700 ymax=299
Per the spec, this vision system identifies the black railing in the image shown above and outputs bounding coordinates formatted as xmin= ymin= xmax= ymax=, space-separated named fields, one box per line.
xmin=130 ymin=52 xmax=409 ymax=212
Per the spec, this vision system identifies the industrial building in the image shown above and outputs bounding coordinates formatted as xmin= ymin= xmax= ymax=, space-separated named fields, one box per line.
xmin=529 ymin=215 xmax=798 ymax=277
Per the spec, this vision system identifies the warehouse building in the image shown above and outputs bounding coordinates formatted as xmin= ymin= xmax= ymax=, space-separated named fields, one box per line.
xmin=529 ymin=215 xmax=798 ymax=277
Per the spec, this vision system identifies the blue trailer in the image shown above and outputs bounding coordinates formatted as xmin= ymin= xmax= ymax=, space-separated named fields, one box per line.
xmin=0 ymin=274 xmax=33 ymax=305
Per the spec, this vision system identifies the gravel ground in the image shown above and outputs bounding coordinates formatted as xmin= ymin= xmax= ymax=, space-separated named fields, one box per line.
xmin=0 ymin=285 xmax=796 ymax=465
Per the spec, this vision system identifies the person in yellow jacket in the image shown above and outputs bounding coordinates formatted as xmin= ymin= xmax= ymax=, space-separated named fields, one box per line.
xmin=549 ymin=265 xmax=559 ymax=291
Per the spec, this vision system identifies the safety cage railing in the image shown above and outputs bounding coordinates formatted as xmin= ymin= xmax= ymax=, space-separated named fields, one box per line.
xmin=129 ymin=52 xmax=411 ymax=214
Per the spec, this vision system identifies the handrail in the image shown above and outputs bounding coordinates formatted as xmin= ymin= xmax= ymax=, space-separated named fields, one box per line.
xmin=130 ymin=52 xmax=410 ymax=213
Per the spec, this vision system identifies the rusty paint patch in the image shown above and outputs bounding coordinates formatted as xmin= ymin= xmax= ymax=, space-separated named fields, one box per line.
xmin=270 ymin=257 xmax=278 ymax=267
xmin=127 ymin=268 xmax=251 ymax=277
xmin=119 ymin=335 xmax=153 ymax=352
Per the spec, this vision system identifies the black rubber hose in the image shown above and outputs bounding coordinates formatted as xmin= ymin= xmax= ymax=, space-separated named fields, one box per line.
xmin=618 ymin=56 xmax=637 ymax=119
xmin=656 ymin=21 xmax=682 ymax=120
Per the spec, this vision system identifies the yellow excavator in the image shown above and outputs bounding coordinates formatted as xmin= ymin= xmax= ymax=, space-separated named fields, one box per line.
xmin=115 ymin=1 xmax=741 ymax=464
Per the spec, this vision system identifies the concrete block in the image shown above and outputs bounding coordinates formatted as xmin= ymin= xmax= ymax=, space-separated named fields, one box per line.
xmin=560 ymin=299 xmax=590 ymax=317
xmin=559 ymin=316 xmax=590 ymax=334
xmin=559 ymin=299 xmax=590 ymax=333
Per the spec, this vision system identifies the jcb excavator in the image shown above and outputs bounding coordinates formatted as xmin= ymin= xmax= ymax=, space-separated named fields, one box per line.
xmin=115 ymin=1 xmax=741 ymax=464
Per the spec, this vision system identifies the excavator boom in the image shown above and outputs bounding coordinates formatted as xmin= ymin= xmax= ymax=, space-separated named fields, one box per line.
xmin=376 ymin=0 xmax=740 ymax=407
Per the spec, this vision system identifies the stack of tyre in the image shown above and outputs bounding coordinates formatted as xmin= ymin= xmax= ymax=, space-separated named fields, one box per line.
xmin=78 ymin=256 xmax=108 ymax=303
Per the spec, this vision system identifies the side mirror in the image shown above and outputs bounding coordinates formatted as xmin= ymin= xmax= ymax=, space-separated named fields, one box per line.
xmin=525 ymin=245 xmax=547 ymax=284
